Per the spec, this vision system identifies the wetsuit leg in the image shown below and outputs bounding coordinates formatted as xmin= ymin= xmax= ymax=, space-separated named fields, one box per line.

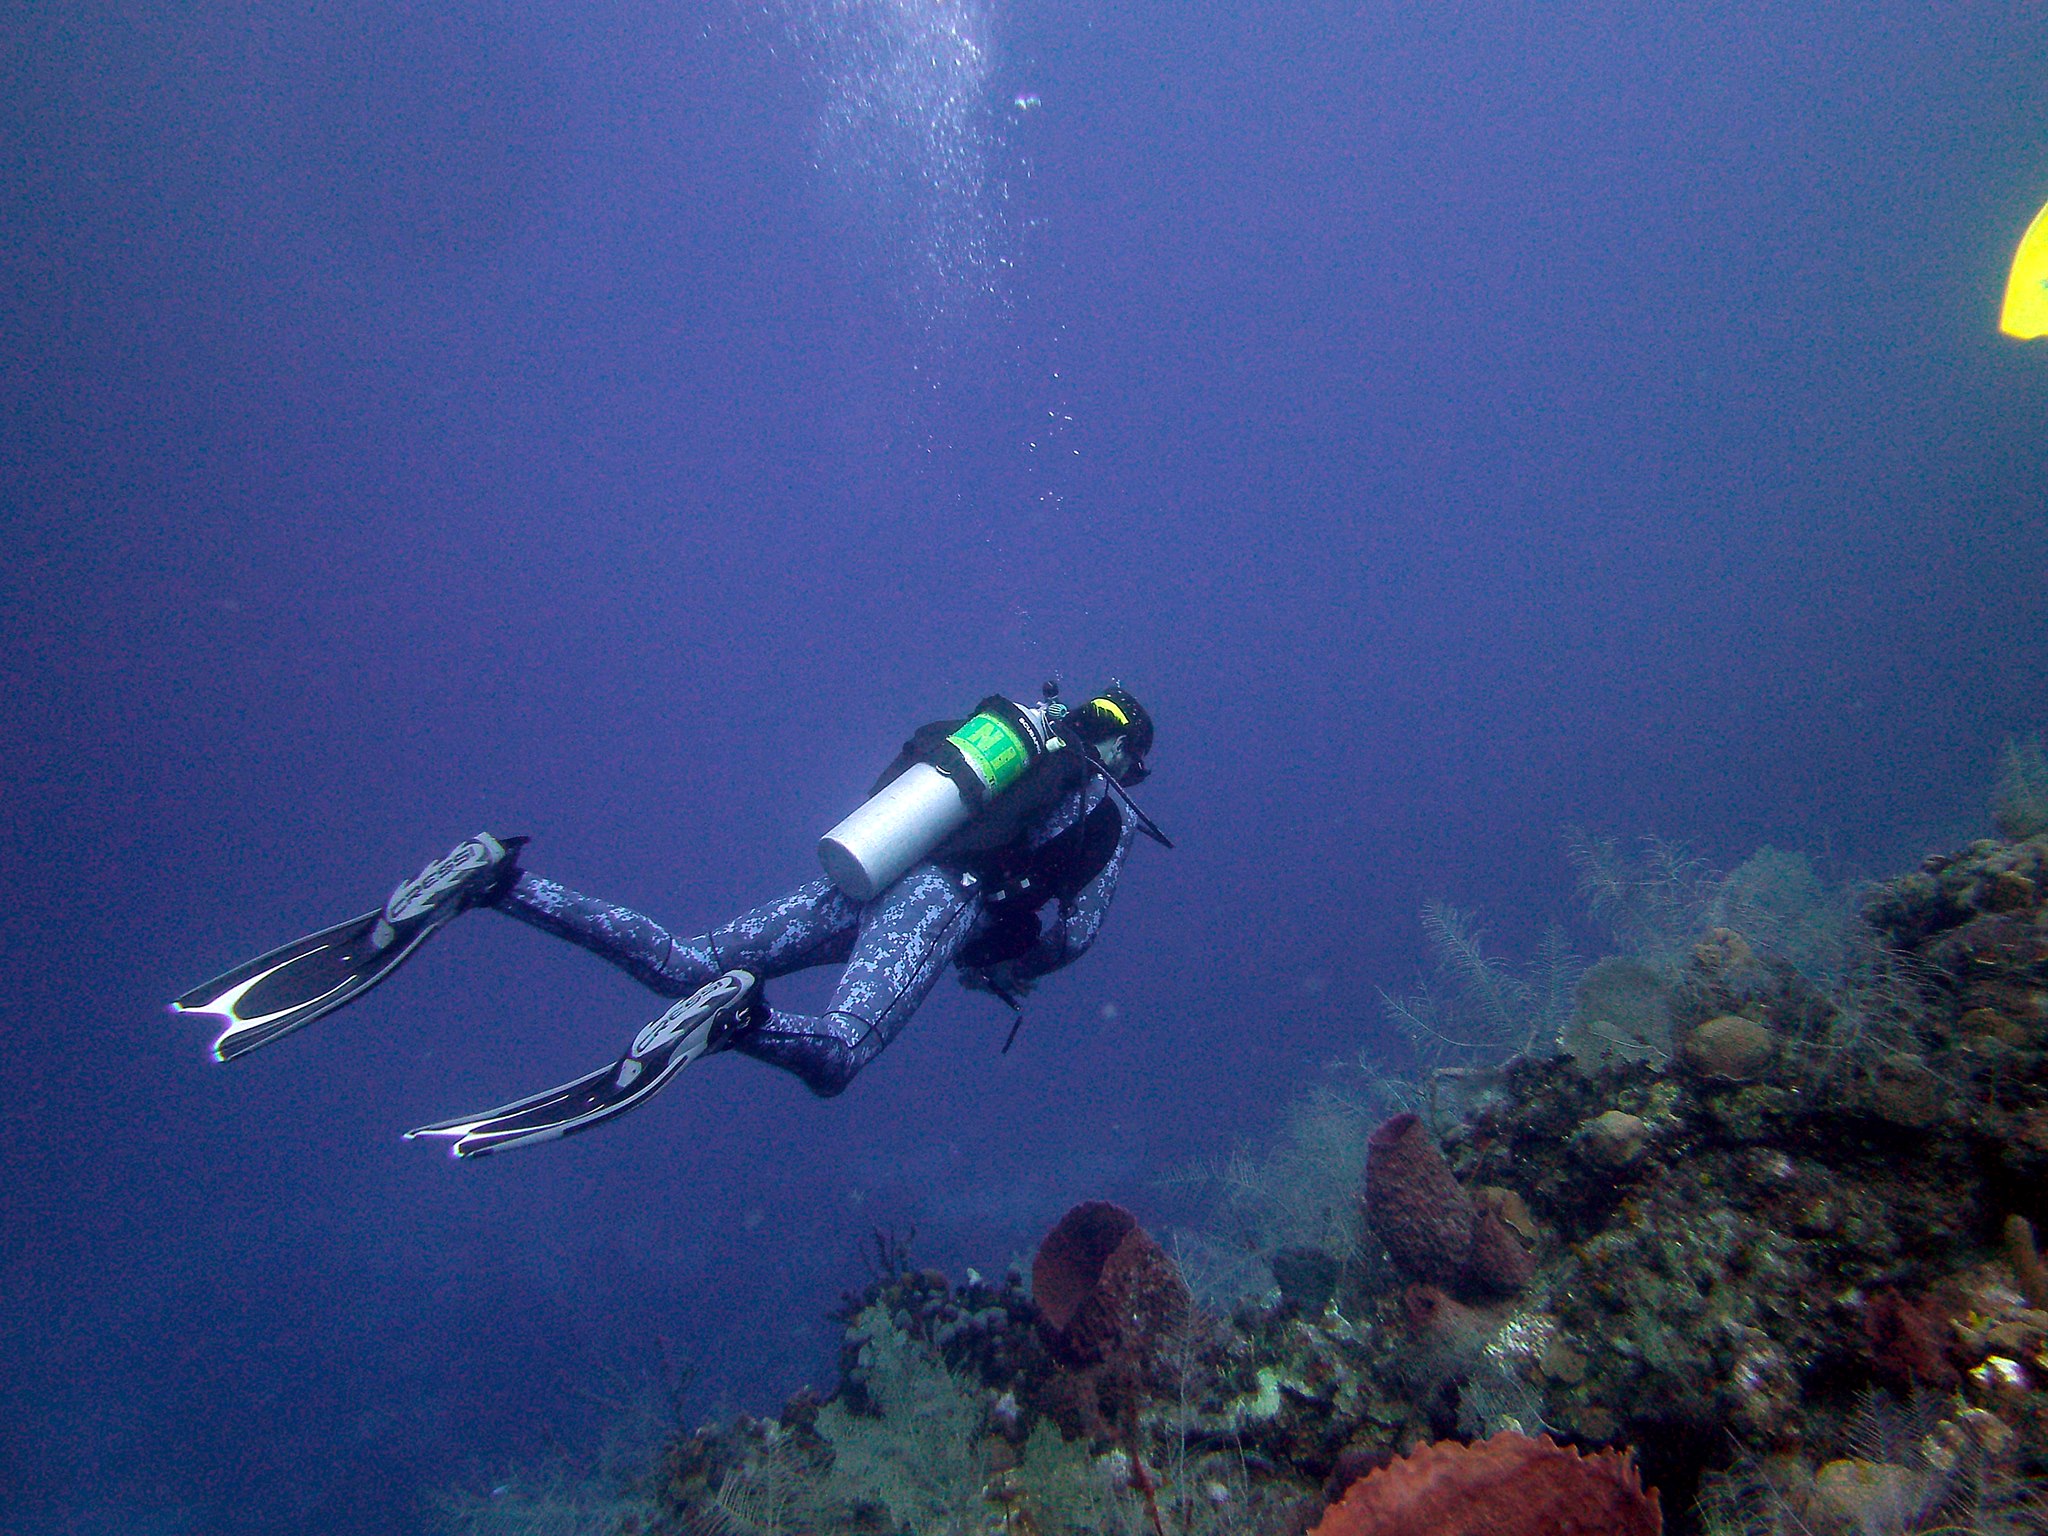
xmin=732 ymin=864 xmax=982 ymax=1097
xmin=492 ymin=873 xmax=860 ymax=997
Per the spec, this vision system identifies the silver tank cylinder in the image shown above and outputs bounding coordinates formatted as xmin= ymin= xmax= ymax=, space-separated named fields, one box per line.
xmin=818 ymin=760 xmax=973 ymax=903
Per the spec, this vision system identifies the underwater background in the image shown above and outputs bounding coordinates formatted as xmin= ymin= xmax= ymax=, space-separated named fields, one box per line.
xmin=4 ymin=0 xmax=2047 ymax=1531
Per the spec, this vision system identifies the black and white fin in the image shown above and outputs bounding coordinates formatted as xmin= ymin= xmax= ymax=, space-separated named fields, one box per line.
xmin=173 ymin=909 xmax=427 ymax=1061
xmin=173 ymin=832 xmax=524 ymax=1061
xmin=407 ymin=969 xmax=758 ymax=1158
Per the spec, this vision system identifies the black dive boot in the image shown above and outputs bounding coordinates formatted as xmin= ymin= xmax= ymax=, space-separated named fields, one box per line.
xmin=173 ymin=832 xmax=527 ymax=1061
xmin=406 ymin=968 xmax=762 ymax=1158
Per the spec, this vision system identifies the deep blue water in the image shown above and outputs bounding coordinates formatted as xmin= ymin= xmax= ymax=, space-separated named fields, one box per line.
xmin=5 ymin=1 xmax=2046 ymax=1530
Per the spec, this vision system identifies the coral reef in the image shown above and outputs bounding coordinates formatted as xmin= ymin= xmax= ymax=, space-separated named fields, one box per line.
xmin=1567 ymin=958 xmax=1678 ymax=1068
xmin=1380 ymin=904 xmax=1581 ymax=1071
xmin=1993 ymin=741 xmax=2048 ymax=842
xmin=1680 ymin=1016 xmax=1776 ymax=1083
xmin=1695 ymin=1389 xmax=2043 ymax=1536
xmin=1160 ymin=1081 xmax=1391 ymax=1309
xmin=648 ymin=1241 xmax=1314 ymax=1536
xmin=609 ymin=822 xmax=2048 ymax=1536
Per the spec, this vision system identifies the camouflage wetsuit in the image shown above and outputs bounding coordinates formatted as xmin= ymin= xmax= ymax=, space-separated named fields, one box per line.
xmin=488 ymin=774 xmax=1133 ymax=1096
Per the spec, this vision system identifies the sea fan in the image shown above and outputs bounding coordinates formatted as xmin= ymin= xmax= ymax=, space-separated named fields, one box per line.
xmin=1991 ymin=738 xmax=2048 ymax=840
xmin=1567 ymin=830 xmax=1725 ymax=960
xmin=1380 ymin=903 xmax=1581 ymax=1071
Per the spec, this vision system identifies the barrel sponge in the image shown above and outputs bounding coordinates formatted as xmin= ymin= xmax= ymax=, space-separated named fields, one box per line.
xmin=1464 ymin=1201 xmax=1536 ymax=1296
xmin=1309 ymin=1430 xmax=1662 ymax=1536
xmin=1031 ymin=1200 xmax=1187 ymax=1368
xmin=1364 ymin=1113 xmax=1474 ymax=1284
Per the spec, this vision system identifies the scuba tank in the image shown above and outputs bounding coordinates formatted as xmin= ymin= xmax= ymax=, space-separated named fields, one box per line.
xmin=819 ymin=696 xmax=1062 ymax=902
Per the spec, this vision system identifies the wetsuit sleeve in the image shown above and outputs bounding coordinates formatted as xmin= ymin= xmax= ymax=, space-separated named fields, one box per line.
xmin=1007 ymin=804 xmax=1135 ymax=983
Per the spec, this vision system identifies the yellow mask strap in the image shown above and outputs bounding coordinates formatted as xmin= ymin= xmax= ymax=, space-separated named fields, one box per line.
xmin=1090 ymin=696 xmax=1130 ymax=727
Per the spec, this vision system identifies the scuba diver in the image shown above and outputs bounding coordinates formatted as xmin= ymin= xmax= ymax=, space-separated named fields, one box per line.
xmin=173 ymin=685 xmax=1166 ymax=1157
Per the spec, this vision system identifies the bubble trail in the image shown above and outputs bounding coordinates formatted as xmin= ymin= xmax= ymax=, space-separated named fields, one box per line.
xmin=783 ymin=0 xmax=1012 ymax=322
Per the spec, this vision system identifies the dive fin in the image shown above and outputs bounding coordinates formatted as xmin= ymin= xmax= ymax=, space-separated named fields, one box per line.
xmin=173 ymin=832 xmax=526 ymax=1061
xmin=406 ymin=969 xmax=759 ymax=1158
xmin=174 ymin=908 xmax=404 ymax=1061
xmin=2001 ymin=197 xmax=2048 ymax=340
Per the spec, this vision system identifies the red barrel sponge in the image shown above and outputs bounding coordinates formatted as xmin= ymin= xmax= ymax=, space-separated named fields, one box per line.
xmin=1031 ymin=1200 xmax=1187 ymax=1367
xmin=1364 ymin=1113 xmax=1475 ymax=1283
xmin=1365 ymin=1114 xmax=1534 ymax=1297
xmin=1310 ymin=1430 xmax=1662 ymax=1536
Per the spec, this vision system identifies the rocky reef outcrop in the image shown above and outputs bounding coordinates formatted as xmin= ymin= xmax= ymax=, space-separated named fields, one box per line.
xmin=619 ymin=828 xmax=2048 ymax=1536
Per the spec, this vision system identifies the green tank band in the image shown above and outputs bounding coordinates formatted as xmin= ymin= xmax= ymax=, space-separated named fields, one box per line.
xmin=947 ymin=711 xmax=1033 ymax=796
